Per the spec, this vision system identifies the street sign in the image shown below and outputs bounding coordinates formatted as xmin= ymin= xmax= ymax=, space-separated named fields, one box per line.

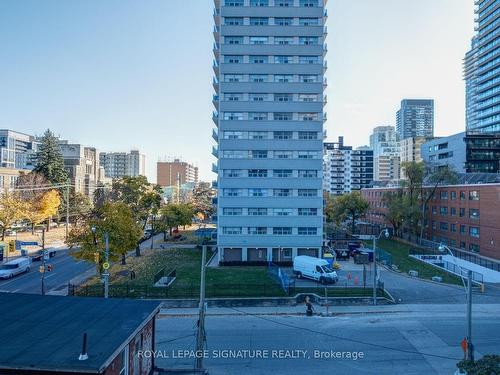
xmin=19 ymin=241 xmax=38 ymax=246
xmin=102 ymin=262 xmax=110 ymax=270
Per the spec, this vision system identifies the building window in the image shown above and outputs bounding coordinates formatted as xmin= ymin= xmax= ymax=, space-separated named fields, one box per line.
xmin=275 ymin=55 xmax=294 ymax=64
xmin=450 ymin=223 xmax=457 ymax=233
xmin=439 ymin=222 xmax=448 ymax=231
xmin=276 ymin=0 xmax=293 ymax=6
xmin=249 ymin=36 xmax=268 ymax=44
xmin=469 ymin=191 xmax=480 ymax=201
xmin=439 ymin=206 xmax=448 ymax=216
xmin=250 ymin=0 xmax=268 ymax=6
xmin=249 ymin=93 xmax=267 ymax=102
xmin=274 ymin=93 xmax=293 ymax=102
xmin=299 ymin=18 xmax=320 ymax=25
xmin=298 ymin=189 xmax=317 ymax=197
xmin=298 ymin=227 xmax=317 ymax=235
xmin=450 ymin=191 xmax=456 ymax=200
xmin=431 ymin=221 xmax=436 ymax=230
xmin=440 ymin=191 xmax=448 ymax=200
xmin=299 ymin=56 xmax=319 ymax=64
xmin=248 ymin=169 xmax=267 ymax=178
xmin=224 ymin=17 xmax=244 ymax=25
xmin=298 ymin=170 xmax=317 ymax=178
xmin=224 ymin=55 xmax=243 ymax=64
xmin=119 ymin=348 xmax=128 ymax=375
xmin=225 ymin=74 xmax=243 ymax=82
xmin=300 ymin=0 xmax=318 ymax=6
xmin=298 ymin=208 xmax=318 ymax=216
xmin=273 ymin=112 xmax=293 ymax=121
xmin=223 ymin=208 xmax=243 ymax=216
xmin=298 ymin=131 xmax=318 ymax=140
xmin=469 ymin=227 xmax=480 ymax=238
xmin=274 ymin=74 xmax=293 ymax=82
xmin=224 ymin=112 xmax=243 ymax=120
xmin=469 ymin=243 xmax=480 ymax=253
xmin=460 ymin=191 xmax=466 ymax=200
xmin=469 ymin=209 xmax=480 ymax=219
xmin=249 ymin=150 xmax=268 ymax=159
xmin=223 ymin=227 xmax=242 ymax=235
xmin=274 ymin=189 xmax=291 ymax=197
xmin=225 ymin=93 xmax=243 ymax=101
xmin=225 ymin=36 xmax=244 ymax=45
xmin=299 ymin=37 xmax=319 ymax=45
xmin=299 ymin=74 xmax=318 ymax=83
xmin=250 ymin=17 xmax=269 ymax=25
xmin=250 ymin=74 xmax=268 ymax=82
xmin=274 ymin=17 xmax=293 ymax=26
xmin=459 ymin=208 xmax=465 ymax=217
xmin=250 ymin=55 xmax=268 ymax=64
xmin=273 ymin=227 xmax=292 ymax=235
xmin=274 ymin=151 xmax=293 ymax=159
xmin=274 ymin=36 xmax=294 ymax=45
xmin=450 ymin=207 xmax=457 ymax=216
xmin=224 ymin=189 xmax=244 ymax=197
xmin=298 ymin=151 xmax=318 ymax=159
xmin=273 ymin=208 xmax=293 ymax=216
xmin=298 ymin=113 xmax=319 ymax=121
xmin=248 ymin=208 xmax=267 ymax=216
xmin=223 ymin=169 xmax=243 ymax=177
xmin=226 ymin=0 xmax=244 ymax=6
xmin=460 ymin=225 xmax=466 ymax=235
xmin=248 ymin=227 xmax=267 ymax=235
xmin=299 ymin=94 xmax=319 ymax=102
xmin=249 ymin=112 xmax=268 ymax=121
xmin=274 ymin=169 xmax=293 ymax=178
xmin=274 ymin=131 xmax=293 ymax=139
xmin=432 ymin=206 xmax=437 ymax=215
xmin=249 ymin=131 xmax=268 ymax=139
xmin=248 ymin=188 xmax=267 ymax=197
xmin=460 ymin=241 xmax=466 ymax=249
xmin=223 ymin=131 xmax=244 ymax=139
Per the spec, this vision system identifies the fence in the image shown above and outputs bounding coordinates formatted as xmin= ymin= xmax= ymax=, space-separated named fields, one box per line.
xmin=376 ymin=248 xmax=393 ymax=268
xmin=268 ymin=262 xmax=295 ymax=295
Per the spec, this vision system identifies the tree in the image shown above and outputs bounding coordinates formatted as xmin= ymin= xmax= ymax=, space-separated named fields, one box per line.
xmin=158 ymin=203 xmax=194 ymax=240
xmin=22 ymin=190 xmax=61 ymax=232
xmin=59 ymin=192 xmax=92 ymax=226
xmin=190 ymin=182 xmax=215 ymax=221
xmin=108 ymin=176 xmax=163 ymax=256
xmin=325 ymin=192 xmax=369 ymax=234
xmin=400 ymin=161 xmax=425 ymax=241
xmin=458 ymin=354 xmax=500 ymax=375
xmin=0 ymin=191 xmax=29 ymax=240
xmin=382 ymin=191 xmax=405 ymax=237
xmin=418 ymin=163 xmax=458 ymax=242
xmin=33 ymin=129 xmax=69 ymax=186
xmin=68 ymin=202 xmax=142 ymax=266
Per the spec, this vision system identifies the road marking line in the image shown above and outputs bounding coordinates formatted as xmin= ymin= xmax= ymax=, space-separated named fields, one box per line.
xmin=44 ymin=273 xmax=57 ymax=279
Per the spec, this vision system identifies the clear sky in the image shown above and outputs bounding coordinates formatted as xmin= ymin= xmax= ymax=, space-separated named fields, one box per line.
xmin=0 ymin=0 xmax=475 ymax=182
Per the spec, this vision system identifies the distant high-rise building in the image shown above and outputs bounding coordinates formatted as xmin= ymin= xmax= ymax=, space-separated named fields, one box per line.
xmin=463 ymin=0 xmax=500 ymax=173
xmin=59 ymin=141 xmax=108 ymax=197
xmin=212 ymin=0 xmax=327 ymax=262
xmin=396 ymin=99 xmax=434 ymax=140
xmin=323 ymin=137 xmax=373 ymax=196
xmin=369 ymin=126 xmax=400 ymax=182
xmin=100 ymin=150 xmax=146 ymax=179
xmin=421 ymin=132 xmax=466 ymax=173
xmin=0 ymin=129 xmax=38 ymax=170
xmin=157 ymin=159 xmax=198 ymax=187
xmin=399 ymin=136 xmax=432 ymax=178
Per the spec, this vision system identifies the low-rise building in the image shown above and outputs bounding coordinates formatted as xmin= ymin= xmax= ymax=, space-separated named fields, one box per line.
xmin=362 ymin=183 xmax=500 ymax=261
xmin=421 ymin=132 xmax=466 ymax=172
xmin=157 ymin=159 xmax=198 ymax=188
xmin=0 ymin=167 xmax=22 ymax=190
xmin=0 ymin=292 xmax=160 ymax=375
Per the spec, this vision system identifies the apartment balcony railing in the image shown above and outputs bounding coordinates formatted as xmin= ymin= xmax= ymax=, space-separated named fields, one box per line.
xmin=212 ymin=163 xmax=218 ymax=174
xmin=212 ymin=129 xmax=218 ymax=141
xmin=212 ymin=146 xmax=219 ymax=158
xmin=212 ymin=180 xmax=218 ymax=189
xmin=212 ymin=111 xmax=219 ymax=125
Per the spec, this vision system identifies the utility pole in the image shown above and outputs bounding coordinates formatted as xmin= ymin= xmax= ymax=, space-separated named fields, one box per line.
xmin=195 ymin=242 xmax=207 ymax=370
xmin=372 ymin=235 xmax=377 ymax=305
xmin=104 ymin=233 xmax=109 ymax=299
xmin=150 ymin=215 xmax=155 ymax=250
xmin=41 ymin=228 xmax=46 ymax=296
xmin=65 ymin=184 xmax=70 ymax=240
xmin=467 ymin=270 xmax=474 ymax=361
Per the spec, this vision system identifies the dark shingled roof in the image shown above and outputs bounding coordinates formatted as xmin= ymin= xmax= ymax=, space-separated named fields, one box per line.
xmin=0 ymin=293 xmax=161 ymax=374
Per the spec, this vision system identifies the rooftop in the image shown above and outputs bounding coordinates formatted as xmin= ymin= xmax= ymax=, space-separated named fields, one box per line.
xmin=0 ymin=293 xmax=160 ymax=374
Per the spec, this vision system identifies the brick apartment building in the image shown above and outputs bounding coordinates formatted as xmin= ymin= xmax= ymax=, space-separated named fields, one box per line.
xmin=362 ymin=183 xmax=500 ymax=261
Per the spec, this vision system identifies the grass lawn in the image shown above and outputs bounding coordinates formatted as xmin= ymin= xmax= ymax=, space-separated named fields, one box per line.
xmin=372 ymin=238 xmax=462 ymax=285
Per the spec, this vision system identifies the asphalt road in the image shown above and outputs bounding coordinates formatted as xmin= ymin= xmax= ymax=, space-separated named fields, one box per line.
xmin=0 ymin=249 xmax=94 ymax=294
xmin=155 ymin=305 xmax=500 ymax=375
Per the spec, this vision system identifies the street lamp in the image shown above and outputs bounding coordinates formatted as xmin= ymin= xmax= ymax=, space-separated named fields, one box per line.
xmin=438 ymin=243 xmax=474 ymax=361
xmin=372 ymin=228 xmax=390 ymax=306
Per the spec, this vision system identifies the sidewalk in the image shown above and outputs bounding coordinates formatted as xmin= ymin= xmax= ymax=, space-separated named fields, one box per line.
xmin=159 ymin=303 xmax=500 ymax=318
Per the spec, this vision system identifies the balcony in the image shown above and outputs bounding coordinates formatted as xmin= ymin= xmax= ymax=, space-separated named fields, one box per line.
xmin=212 ymin=129 xmax=218 ymax=141
xmin=212 ymin=78 xmax=219 ymax=92
xmin=323 ymin=95 xmax=327 ymax=105
xmin=212 ymin=180 xmax=218 ymax=188
xmin=212 ymin=111 xmax=219 ymax=126
xmin=213 ymin=25 xmax=219 ymax=40
xmin=212 ymin=94 xmax=219 ymax=109
xmin=213 ymin=42 xmax=219 ymax=59
xmin=213 ymin=60 xmax=219 ymax=75
xmin=212 ymin=146 xmax=219 ymax=158
xmin=212 ymin=163 xmax=218 ymax=174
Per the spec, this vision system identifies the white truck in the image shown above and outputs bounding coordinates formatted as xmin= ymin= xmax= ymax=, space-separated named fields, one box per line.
xmin=0 ymin=257 xmax=31 ymax=279
xmin=293 ymin=256 xmax=338 ymax=284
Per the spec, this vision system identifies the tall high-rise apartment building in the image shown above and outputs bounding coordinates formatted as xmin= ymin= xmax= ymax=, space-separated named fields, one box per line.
xmin=100 ymin=150 xmax=146 ymax=179
xmin=399 ymin=136 xmax=432 ymax=178
xmin=323 ymin=137 xmax=373 ymax=196
xmin=157 ymin=159 xmax=198 ymax=188
xmin=369 ymin=126 xmax=400 ymax=182
xmin=212 ymin=0 xmax=327 ymax=263
xmin=0 ymin=129 xmax=38 ymax=170
xmin=464 ymin=0 xmax=500 ymax=173
xmin=396 ymin=99 xmax=434 ymax=140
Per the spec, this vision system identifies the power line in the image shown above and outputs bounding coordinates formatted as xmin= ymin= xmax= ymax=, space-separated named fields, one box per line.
xmin=226 ymin=306 xmax=462 ymax=361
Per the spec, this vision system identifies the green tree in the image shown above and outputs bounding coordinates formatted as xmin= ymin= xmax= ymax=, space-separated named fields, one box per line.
xmin=325 ymin=192 xmax=369 ymax=234
xmin=190 ymin=182 xmax=215 ymax=220
xmin=158 ymin=203 xmax=194 ymax=240
xmin=400 ymin=161 xmax=425 ymax=241
xmin=33 ymin=129 xmax=69 ymax=186
xmin=458 ymin=354 xmax=500 ymax=375
xmin=68 ymin=202 xmax=142 ymax=266
xmin=382 ymin=190 xmax=405 ymax=237
xmin=60 ymin=192 xmax=92 ymax=226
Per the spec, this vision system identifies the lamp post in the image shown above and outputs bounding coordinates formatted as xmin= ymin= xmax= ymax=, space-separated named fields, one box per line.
xmin=195 ymin=224 xmax=207 ymax=370
xmin=372 ymin=228 xmax=390 ymax=305
xmin=438 ymin=243 xmax=474 ymax=361
xmin=91 ymin=226 xmax=109 ymax=298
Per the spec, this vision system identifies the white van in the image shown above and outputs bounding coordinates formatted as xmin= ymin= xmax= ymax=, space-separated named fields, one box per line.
xmin=293 ymin=256 xmax=338 ymax=284
xmin=0 ymin=257 xmax=31 ymax=279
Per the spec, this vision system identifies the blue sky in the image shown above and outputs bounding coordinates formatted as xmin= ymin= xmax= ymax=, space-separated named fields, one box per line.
xmin=0 ymin=0 xmax=475 ymax=182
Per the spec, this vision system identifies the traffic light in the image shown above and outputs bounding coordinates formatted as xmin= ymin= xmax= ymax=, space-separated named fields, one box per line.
xmin=47 ymin=264 xmax=53 ymax=272
xmin=94 ymin=252 xmax=100 ymax=264
xmin=8 ymin=241 xmax=15 ymax=253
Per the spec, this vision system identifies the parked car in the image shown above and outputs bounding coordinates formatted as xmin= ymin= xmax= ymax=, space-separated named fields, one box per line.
xmin=30 ymin=249 xmax=57 ymax=262
xmin=293 ymin=256 xmax=338 ymax=284
xmin=0 ymin=257 xmax=31 ymax=279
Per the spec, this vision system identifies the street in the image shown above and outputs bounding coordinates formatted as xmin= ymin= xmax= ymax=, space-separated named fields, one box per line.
xmin=155 ymin=304 xmax=500 ymax=375
xmin=0 ymin=249 xmax=94 ymax=295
